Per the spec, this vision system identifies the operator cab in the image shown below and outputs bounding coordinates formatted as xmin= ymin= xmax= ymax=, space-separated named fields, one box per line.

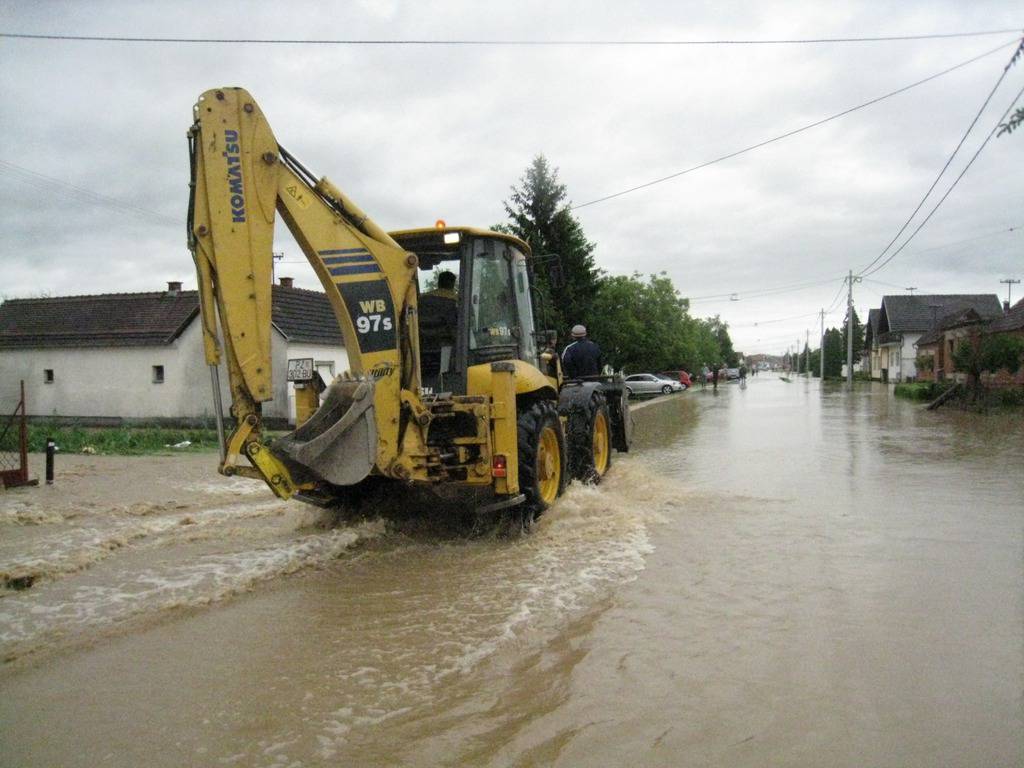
xmin=390 ymin=227 xmax=539 ymax=395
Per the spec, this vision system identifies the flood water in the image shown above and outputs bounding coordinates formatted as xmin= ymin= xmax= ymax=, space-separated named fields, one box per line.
xmin=1 ymin=375 xmax=1022 ymax=767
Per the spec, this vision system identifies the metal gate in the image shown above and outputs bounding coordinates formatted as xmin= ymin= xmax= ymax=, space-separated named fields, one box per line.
xmin=1 ymin=381 xmax=35 ymax=488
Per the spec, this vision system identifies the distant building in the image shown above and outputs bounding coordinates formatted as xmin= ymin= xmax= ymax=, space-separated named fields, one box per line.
xmin=870 ymin=294 xmax=1003 ymax=382
xmin=0 ymin=280 xmax=347 ymax=426
xmin=916 ymin=298 xmax=1024 ymax=387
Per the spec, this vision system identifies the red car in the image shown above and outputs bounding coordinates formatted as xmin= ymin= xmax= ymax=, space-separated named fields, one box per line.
xmin=660 ymin=370 xmax=692 ymax=388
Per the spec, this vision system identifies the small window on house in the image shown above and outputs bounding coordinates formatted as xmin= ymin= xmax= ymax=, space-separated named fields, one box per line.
xmin=314 ymin=360 xmax=335 ymax=380
xmin=44 ymin=369 xmax=54 ymax=384
xmin=152 ymin=365 xmax=165 ymax=384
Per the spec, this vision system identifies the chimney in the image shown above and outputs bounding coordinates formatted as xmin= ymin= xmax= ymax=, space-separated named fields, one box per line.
xmin=166 ymin=281 xmax=182 ymax=296
xmin=279 ymin=277 xmax=294 ymax=288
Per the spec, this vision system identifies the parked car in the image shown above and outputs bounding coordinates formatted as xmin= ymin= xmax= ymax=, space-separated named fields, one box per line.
xmin=624 ymin=373 xmax=684 ymax=397
xmin=660 ymin=370 xmax=692 ymax=388
xmin=724 ymin=368 xmax=741 ymax=380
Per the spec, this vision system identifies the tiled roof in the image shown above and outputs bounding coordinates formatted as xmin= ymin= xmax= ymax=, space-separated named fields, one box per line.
xmin=988 ymin=297 xmax=1024 ymax=333
xmin=915 ymin=308 xmax=982 ymax=346
xmin=270 ymin=286 xmax=343 ymax=345
xmin=879 ymin=294 xmax=1003 ymax=333
xmin=0 ymin=286 xmax=343 ymax=349
xmin=0 ymin=291 xmax=199 ymax=349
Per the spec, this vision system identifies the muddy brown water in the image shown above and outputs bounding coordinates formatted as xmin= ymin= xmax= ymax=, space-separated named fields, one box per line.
xmin=1 ymin=377 xmax=1022 ymax=767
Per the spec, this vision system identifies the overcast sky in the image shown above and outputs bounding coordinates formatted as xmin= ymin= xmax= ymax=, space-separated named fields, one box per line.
xmin=1 ymin=1 xmax=1022 ymax=354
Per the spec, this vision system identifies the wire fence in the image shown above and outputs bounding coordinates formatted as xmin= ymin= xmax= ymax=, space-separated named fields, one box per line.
xmin=0 ymin=381 xmax=33 ymax=488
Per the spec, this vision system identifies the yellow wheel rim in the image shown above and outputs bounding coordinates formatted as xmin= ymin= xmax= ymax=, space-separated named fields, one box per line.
xmin=592 ymin=410 xmax=610 ymax=476
xmin=537 ymin=425 xmax=561 ymax=504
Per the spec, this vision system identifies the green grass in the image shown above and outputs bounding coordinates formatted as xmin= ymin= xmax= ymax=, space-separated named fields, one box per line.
xmin=0 ymin=425 xmax=222 ymax=455
xmin=894 ymin=381 xmax=953 ymax=402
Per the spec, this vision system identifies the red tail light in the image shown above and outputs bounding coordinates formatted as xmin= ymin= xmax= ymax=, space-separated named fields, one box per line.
xmin=492 ymin=454 xmax=507 ymax=478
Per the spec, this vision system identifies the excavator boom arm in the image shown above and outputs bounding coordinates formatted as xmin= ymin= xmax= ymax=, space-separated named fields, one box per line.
xmin=187 ymin=87 xmax=421 ymax=494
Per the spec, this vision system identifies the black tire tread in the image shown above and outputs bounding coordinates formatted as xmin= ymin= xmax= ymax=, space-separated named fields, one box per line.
xmin=566 ymin=390 xmax=612 ymax=484
xmin=516 ymin=400 xmax=566 ymax=518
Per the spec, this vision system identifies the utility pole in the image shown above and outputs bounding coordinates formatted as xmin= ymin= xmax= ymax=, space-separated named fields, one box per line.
xmin=845 ymin=271 xmax=862 ymax=385
xmin=819 ymin=309 xmax=825 ymax=380
xmin=905 ymin=287 xmax=917 ymax=295
xmin=1000 ymin=278 xmax=1020 ymax=307
xmin=796 ymin=338 xmax=801 ymax=374
xmin=805 ymin=329 xmax=810 ymax=377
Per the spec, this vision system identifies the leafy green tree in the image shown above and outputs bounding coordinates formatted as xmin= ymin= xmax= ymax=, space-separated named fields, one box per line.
xmin=998 ymin=107 xmax=1024 ymax=137
xmin=823 ymin=327 xmax=845 ymax=378
xmin=841 ymin=306 xmax=865 ymax=361
xmin=503 ymin=156 xmax=601 ymax=336
xmin=582 ymin=271 xmax=733 ymax=374
xmin=952 ymin=333 xmax=1023 ymax=398
xmin=705 ymin=315 xmax=738 ymax=367
xmin=690 ymin=318 xmax=724 ymax=372
xmin=808 ymin=347 xmax=821 ymax=375
xmin=587 ymin=273 xmax=688 ymax=372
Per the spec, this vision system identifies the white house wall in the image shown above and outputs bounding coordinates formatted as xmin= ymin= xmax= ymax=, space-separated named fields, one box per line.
xmin=1 ymin=318 xmax=348 ymax=423
xmin=0 ymin=321 xmax=230 ymax=420
xmin=900 ymin=333 xmax=922 ymax=380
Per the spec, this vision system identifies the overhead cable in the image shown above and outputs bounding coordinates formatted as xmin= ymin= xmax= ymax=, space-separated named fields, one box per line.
xmin=734 ymin=310 xmax=822 ymax=327
xmin=857 ymin=37 xmax=1024 ymax=275
xmin=570 ymin=38 xmax=1020 ymax=210
xmin=905 ymin=222 xmax=1022 ymax=253
xmin=860 ymin=80 xmax=1024 ymax=278
xmin=2 ymin=29 xmax=1023 ymax=45
xmin=0 ymin=159 xmax=177 ymax=226
xmin=685 ymin=275 xmax=843 ymax=303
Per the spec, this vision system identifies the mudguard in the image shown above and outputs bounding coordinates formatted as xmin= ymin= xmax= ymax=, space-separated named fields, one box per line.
xmin=557 ymin=381 xmax=604 ymax=413
xmin=560 ymin=377 xmax=631 ymax=453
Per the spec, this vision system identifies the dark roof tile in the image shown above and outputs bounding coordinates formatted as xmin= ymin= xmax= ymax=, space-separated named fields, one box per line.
xmin=987 ymin=297 xmax=1024 ymax=333
xmin=0 ymin=286 xmax=343 ymax=349
xmin=879 ymin=294 xmax=1003 ymax=333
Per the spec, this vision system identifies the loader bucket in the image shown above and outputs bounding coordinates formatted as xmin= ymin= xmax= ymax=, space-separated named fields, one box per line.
xmin=271 ymin=378 xmax=377 ymax=486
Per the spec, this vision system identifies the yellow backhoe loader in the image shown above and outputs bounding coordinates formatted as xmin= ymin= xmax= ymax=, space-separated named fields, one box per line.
xmin=187 ymin=87 xmax=631 ymax=520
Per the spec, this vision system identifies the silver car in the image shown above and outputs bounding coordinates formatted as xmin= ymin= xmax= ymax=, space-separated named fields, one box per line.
xmin=624 ymin=373 xmax=684 ymax=397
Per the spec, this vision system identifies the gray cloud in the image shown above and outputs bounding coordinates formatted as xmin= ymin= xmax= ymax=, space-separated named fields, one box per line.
xmin=1 ymin=0 xmax=1022 ymax=352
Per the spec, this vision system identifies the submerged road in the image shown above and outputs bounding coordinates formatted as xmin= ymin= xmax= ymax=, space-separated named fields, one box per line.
xmin=1 ymin=374 xmax=1022 ymax=767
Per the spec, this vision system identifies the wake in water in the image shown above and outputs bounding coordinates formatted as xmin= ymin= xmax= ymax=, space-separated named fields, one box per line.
xmin=287 ymin=457 xmax=689 ymax=764
xmin=0 ymin=518 xmax=386 ymax=663
xmin=0 ymin=456 xmax=688 ymax=678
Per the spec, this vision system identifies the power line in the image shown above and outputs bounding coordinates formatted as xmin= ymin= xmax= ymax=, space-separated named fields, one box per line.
xmin=734 ymin=311 xmax=822 ymax=327
xmin=0 ymin=159 xmax=177 ymax=226
xmin=862 ymin=277 xmax=919 ymax=290
xmin=3 ymin=29 xmax=1023 ymax=46
xmin=902 ymin=222 xmax=1022 ymax=253
xmin=685 ymin=275 xmax=842 ymax=303
xmin=570 ymin=38 xmax=1020 ymax=210
xmin=861 ymin=80 xmax=1024 ymax=278
xmin=857 ymin=37 xmax=1024 ymax=275
xmin=824 ymin=278 xmax=849 ymax=315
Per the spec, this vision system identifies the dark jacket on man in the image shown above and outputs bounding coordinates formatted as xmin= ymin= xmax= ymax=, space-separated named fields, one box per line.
xmin=562 ymin=337 xmax=603 ymax=378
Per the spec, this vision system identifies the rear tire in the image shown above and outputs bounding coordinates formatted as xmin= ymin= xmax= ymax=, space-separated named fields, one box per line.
xmin=566 ymin=390 xmax=612 ymax=484
xmin=516 ymin=400 xmax=567 ymax=520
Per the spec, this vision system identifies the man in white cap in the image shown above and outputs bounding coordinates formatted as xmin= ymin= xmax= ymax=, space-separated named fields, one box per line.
xmin=561 ymin=324 xmax=603 ymax=379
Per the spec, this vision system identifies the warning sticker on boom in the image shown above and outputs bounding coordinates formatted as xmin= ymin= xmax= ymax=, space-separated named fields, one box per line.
xmin=337 ymin=280 xmax=397 ymax=353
